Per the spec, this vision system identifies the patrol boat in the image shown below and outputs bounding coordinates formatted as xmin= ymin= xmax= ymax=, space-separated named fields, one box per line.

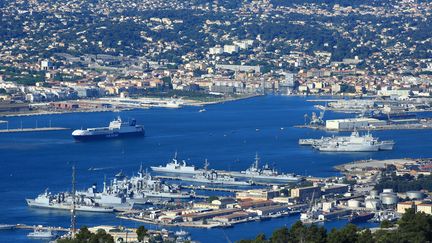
xmin=27 ymin=228 xmax=58 ymax=240
xmin=72 ymin=117 xmax=144 ymax=141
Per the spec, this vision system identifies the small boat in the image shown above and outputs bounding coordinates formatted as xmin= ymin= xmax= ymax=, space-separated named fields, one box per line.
xmin=27 ymin=228 xmax=58 ymax=239
xmin=199 ymin=109 xmax=206 ymax=113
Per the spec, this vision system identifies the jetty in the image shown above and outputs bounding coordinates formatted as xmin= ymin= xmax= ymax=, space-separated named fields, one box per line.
xmin=0 ymin=127 xmax=69 ymax=133
xmin=6 ymin=224 xmax=70 ymax=232
xmin=295 ymin=122 xmax=432 ymax=131
xmin=180 ymin=184 xmax=245 ymax=193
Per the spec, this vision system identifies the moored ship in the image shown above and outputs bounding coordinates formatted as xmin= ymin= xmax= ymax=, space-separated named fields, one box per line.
xmin=181 ymin=169 xmax=253 ymax=186
xmin=72 ymin=117 xmax=144 ymax=141
xmin=150 ymin=153 xmax=200 ymax=175
xmin=26 ymin=190 xmax=115 ymax=213
xmin=314 ymin=131 xmax=395 ymax=152
xmin=27 ymin=228 xmax=58 ymax=240
xmin=104 ymin=166 xmax=193 ymax=201
xmin=348 ymin=212 xmax=375 ymax=223
xmin=228 ymin=154 xmax=302 ymax=183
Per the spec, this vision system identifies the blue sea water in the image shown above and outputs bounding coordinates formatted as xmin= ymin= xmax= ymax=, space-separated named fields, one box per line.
xmin=0 ymin=95 xmax=432 ymax=242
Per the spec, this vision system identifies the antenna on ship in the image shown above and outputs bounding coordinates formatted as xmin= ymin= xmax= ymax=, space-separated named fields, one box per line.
xmin=204 ymin=159 xmax=209 ymax=171
xmin=70 ymin=164 xmax=77 ymax=239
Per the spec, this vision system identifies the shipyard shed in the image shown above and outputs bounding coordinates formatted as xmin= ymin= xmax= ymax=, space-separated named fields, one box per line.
xmin=325 ymin=118 xmax=386 ymax=130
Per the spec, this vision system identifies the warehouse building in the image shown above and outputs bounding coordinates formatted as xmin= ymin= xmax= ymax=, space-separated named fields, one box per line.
xmin=291 ymin=186 xmax=321 ymax=202
xmin=325 ymin=118 xmax=386 ymax=130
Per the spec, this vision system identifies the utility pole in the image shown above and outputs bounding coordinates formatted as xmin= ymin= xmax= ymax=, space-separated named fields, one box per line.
xmin=71 ymin=165 xmax=77 ymax=238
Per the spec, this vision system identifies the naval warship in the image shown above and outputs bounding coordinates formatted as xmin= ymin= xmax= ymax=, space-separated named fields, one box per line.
xmin=72 ymin=117 xmax=144 ymax=141
xmin=227 ymin=154 xmax=302 ymax=183
xmin=313 ymin=131 xmax=395 ymax=152
xmin=104 ymin=167 xmax=193 ymax=202
xmin=26 ymin=190 xmax=115 ymax=213
xmin=150 ymin=153 xmax=201 ymax=175
xmin=180 ymin=169 xmax=253 ymax=186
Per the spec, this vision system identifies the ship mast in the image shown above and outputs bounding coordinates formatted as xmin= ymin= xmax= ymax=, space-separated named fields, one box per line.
xmin=70 ymin=165 xmax=77 ymax=238
xmin=204 ymin=159 xmax=209 ymax=171
xmin=254 ymin=153 xmax=259 ymax=170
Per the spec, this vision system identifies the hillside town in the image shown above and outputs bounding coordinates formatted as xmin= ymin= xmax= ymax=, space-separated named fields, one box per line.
xmin=0 ymin=0 xmax=432 ymax=115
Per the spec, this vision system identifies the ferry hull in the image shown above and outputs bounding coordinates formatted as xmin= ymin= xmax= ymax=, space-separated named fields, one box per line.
xmin=73 ymin=131 xmax=145 ymax=141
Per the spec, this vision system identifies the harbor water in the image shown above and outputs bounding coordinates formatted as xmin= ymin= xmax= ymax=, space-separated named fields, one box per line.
xmin=1 ymin=95 xmax=432 ymax=242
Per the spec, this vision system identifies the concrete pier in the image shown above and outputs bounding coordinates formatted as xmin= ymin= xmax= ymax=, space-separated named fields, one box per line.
xmin=14 ymin=224 xmax=69 ymax=232
xmin=0 ymin=127 xmax=69 ymax=133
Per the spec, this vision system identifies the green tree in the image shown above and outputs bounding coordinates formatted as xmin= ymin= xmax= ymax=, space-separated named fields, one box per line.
xmin=207 ymin=196 xmax=219 ymax=203
xmin=252 ymin=233 xmax=267 ymax=243
xmin=357 ymin=229 xmax=374 ymax=243
xmin=327 ymin=224 xmax=358 ymax=243
xmin=380 ymin=220 xmax=393 ymax=229
xmin=57 ymin=226 xmax=114 ymax=243
xmin=397 ymin=208 xmax=432 ymax=242
xmin=136 ymin=225 xmax=148 ymax=242
xmin=269 ymin=226 xmax=289 ymax=243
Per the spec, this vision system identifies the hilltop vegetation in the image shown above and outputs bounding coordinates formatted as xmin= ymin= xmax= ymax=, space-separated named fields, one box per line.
xmin=238 ymin=208 xmax=432 ymax=243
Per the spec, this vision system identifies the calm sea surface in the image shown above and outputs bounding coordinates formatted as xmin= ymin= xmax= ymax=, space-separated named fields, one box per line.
xmin=1 ymin=95 xmax=432 ymax=242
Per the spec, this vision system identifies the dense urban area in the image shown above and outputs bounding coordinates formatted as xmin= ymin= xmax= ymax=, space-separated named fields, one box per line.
xmin=0 ymin=0 xmax=432 ymax=115
xmin=2 ymin=0 xmax=432 ymax=243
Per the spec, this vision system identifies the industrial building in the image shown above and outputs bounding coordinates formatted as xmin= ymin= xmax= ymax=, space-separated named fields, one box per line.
xmin=247 ymin=205 xmax=288 ymax=216
xmin=236 ymin=189 xmax=280 ymax=201
xmin=322 ymin=184 xmax=349 ymax=195
xmin=290 ymin=186 xmax=321 ymax=201
xmin=417 ymin=203 xmax=432 ymax=215
xmin=325 ymin=118 xmax=386 ymax=130
xmin=182 ymin=208 xmax=241 ymax=222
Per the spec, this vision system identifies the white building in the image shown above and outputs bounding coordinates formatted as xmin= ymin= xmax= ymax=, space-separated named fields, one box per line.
xmin=325 ymin=118 xmax=386 ymax=130
xmin=224 ymin=45 xmax=239 ymax=54
xmin=209 ymin=46 xmax=224 ymax=55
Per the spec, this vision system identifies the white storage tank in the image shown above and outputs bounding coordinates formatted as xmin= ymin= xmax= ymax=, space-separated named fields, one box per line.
xmin=365 ymin=199 xmax=380 ymax=210
xmin=380 ymin=193 xmax=398 ymax=205
xmin=347 ymin=199 xmax=361 ymax=208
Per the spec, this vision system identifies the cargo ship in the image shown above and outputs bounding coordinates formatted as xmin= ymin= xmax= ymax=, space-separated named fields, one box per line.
xmin=72 ymin=117 xmax=144 ymax=141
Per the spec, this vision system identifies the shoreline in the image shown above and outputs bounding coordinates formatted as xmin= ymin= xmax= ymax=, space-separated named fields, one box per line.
xmin=117 ymin=211 xmax=292 ymax=229
xmin=333 ymin=157 xmax=423 ymax=173
xmin=0 ymin=94 xmax=261 ymax=118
